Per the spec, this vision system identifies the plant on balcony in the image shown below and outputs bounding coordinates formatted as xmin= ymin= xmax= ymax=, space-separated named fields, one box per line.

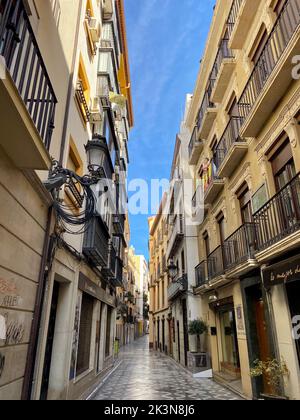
xmin=188 ymin=319 xmax=208 ymax=353
xmin=250 ymin=358 xmax=290 ymax=400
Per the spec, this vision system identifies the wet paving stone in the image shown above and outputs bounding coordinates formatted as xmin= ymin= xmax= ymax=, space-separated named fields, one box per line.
xmin=93 ymin=336 xmax=242 ymax=401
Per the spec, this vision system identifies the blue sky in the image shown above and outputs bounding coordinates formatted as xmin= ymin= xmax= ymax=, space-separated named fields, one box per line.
xmin=124 ymin=0 xmax=215 ymax=258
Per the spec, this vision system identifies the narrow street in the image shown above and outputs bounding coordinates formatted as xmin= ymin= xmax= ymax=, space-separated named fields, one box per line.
xmin=92 ymin=337 xmax=241 ymax=401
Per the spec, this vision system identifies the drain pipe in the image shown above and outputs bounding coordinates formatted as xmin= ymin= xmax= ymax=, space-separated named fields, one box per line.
xmin=21 ymin=206 xmax=54 ymax=400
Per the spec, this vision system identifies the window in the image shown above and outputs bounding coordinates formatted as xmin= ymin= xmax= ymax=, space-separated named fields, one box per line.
xmin=181 ymin=250 xmax=185 ymax=275
xmin=237 ymin=183 xmax=253 ymax=223
xmin=76 ymin=293 xmax=94 ymax=376
xmin=105 ymin=306 xmax=112 ymax=357
xmin=270 ymin=140 xmax=296 ymax=191
xmin=249 ymin=26 xmax=268 ymax=65
xmin=273 ymin=0 xmax=287 ymax=15
xmin=65 ymin=139 xmax=83 ymax=209
xmin=162 ymin=280 xmax=165 ymax=309
xmin=203 ymin=231 xmax=210 ymax=258
xmin=217 ymin=212 xmax=225 ymax=246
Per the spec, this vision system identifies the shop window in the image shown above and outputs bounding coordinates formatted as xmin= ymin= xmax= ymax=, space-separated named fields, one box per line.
xmin=76 ymin=293 xmax=94 ymax=376
xmin=75 ymin=56 xmax=91 ymax=123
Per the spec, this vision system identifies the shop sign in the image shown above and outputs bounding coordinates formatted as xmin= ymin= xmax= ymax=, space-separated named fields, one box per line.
xmin=262 ymin=256 xmax=300 ymax=288
xmin=78 ymin=273 xmax=115 ymax=307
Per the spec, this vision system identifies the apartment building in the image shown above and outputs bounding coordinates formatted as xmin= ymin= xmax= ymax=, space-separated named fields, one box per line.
xmin=0 ymin=0 xmax=133 ymax=400
xmin=165 ymin=96 xmax=203 ymax=369
xmin=148 ymin=198 xmax=170 ymax=352
xmin=187 ymin=0 xmax=300 ymax=399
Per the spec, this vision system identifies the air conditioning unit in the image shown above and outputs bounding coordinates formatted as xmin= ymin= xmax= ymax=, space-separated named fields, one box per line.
xmin=90 ymin=97 xmax=103 ymax=123
xmin=88 ymin=17 xmax=101 ymax=43
xmin=102 ymin=0 xmax=113 ymax=20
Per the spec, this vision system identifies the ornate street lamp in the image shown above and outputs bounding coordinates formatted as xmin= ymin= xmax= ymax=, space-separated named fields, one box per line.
xmin=85 ymin=134 xmax=109 ymax=178
xmin=168 ymin=260 xmax=178 ymax=281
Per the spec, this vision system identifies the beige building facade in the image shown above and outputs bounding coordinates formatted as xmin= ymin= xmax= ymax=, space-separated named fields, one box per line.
xmin=0 ymin=0 xmax=133 ymax=400
xmin=186 ymin=0 xmax=300 ymax=400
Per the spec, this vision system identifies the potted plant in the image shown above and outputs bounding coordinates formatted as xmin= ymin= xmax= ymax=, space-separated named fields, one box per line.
xmin=250 ymin=358 xmax=290 ymax=400
xmin=188 ymin=319 xmax=208 ymax=353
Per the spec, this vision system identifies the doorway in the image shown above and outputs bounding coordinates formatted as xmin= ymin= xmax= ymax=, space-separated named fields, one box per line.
xmin=219 ymin=306 xmax=241 ymax=377
xmin=40 ymin=281 xmax=60 ymax=400
xmin=286 ymin=281 xmax=300 ymax=369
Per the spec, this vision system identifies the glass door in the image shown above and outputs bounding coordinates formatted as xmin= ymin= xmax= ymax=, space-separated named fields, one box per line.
xmin=219 ymin=307 xmax=241 ymax=376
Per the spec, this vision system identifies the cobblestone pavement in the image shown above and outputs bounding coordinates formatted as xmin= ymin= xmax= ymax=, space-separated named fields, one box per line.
xmin=93 ymin=336 xmax=242 ymax=401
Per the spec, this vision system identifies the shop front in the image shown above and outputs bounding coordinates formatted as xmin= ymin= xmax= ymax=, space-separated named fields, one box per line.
xmin=262 ymin=255 xmax=300 ymax=399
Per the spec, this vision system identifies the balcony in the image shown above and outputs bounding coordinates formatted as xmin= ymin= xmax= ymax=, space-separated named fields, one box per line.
xmin=214 ymin=116 xmax=248 ymax=178
xmin=196 ymin=84 xmax=218 ymax=140
xmin=111 ymin=257 xmax=124 ymax=288
xmin=188 ymin=126 xmax=204 ymax=165
xmin=223 ymin=223 xmax=258 ymax=275
xmin=207 ymin=246 xmax=225 ymax=280
xmin=238 ymin=0 xmax=300 ymax=137
xmin=167 ymin=274 xmax=188 ymax=301
xmin=195 ymin=261 xmax=208 ymax=288
xmin=228 ymin=0 xmax=261 ymax=50
xmin=113 ymin=212 xmax=125 ymax=236
xmin=254 ymin=173 xmax=300 ymax=254
xmin=0 ymin=0 xmax=57 ymax=169
xmin=166 ymin=215 xmax=184 ymax=259
xmin=83 ymin=216 xmax=110 ymax=269
xmin=203 ymin=163 xmax=225 ymax=205
xmin=76 ymin=79 xmax=91 ymax=122
xmin=210 ymin=37 xmax=235 ymax=103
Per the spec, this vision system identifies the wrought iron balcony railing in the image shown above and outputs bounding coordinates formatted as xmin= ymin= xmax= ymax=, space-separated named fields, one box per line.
xmin=166 ymin=215 xmax=184 ymax=259
xmin=0 ymin=0 xmax=57 ymax=150
xmin=227 ymin=0 xmax=244 ymax=39
xmin=167 ymin=274 xmax=188 ymax=301
xmin=238 ymin=0 xmax=300 ymax=122
xmin=76 ymin=79 xmax=91 ymax=122
xmin=223 ymin=222 xmax=258 ymax=271
xmin=83 ymin=216 xmax=110 ymax=269
xmin=210 ymin=37 xmax=234 ymax=88
xmin=207 ymin=246 xmax=225 ymax=280
xmin=254 ymin=173 xmax=300 ymax=251
xmin=214 ymin=116 xmax=245 ymax=170
xmin=196 ymin=81 xmax=215 ymax=131
xmin=195 ymin=261 xmax=207 ymax=288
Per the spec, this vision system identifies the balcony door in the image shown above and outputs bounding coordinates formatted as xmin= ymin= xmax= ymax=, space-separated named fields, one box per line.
xmin=271 ymin=141 xmax=300 ymax=234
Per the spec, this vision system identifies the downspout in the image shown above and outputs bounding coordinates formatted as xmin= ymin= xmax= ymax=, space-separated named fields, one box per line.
xmin=21 ymin=206 xmax=54 ymax=400
xmin=22 ymin=0 xmax=84 ymax=400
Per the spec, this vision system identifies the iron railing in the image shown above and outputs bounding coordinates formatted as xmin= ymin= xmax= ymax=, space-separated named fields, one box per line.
xmin=0 ymin=0 xmax=57 ymax=150
xmin=223 ymin=223 xmax=258 ymax=270
xmin=202 ymin=162 xmax=220 ymax=195
xmin=254 ymin=173 xmax=300 ymax=251
xmin=76 ymin=79 xmax=91 ymax=122
xmin=214 ymin=116 xmax=245 ymax=170
xmin=207 ymin=246 xmax=225 ymax=280
xmin=167 ymin=274 xmax=188 ymax=301
xmin=188 ymin=126 xmax=198 ymax=158
xmin=195 ymin=261 xmax=207 ymax=287
xmin=227 ymin=0 xmax=244 ymax=39
xmin=238 ymin=0 xmax=300 ymax=121
xmin=83 ymin=216 xmax=110 ymax=268
xmin=210 ymin=37 xmax=234 ymax=89
xmin=196 ymin=81 xmax=215 ymax=131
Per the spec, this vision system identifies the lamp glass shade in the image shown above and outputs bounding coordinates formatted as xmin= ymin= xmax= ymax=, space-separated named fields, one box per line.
xmin=168 ymin=261 xmax=178 ymax=280
xmin=85 ymin=136 xmax=107 ymax=177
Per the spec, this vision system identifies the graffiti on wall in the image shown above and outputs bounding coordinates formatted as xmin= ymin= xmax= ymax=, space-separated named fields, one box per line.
xmin=0 ymin=278 xmax=21 ymax=308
